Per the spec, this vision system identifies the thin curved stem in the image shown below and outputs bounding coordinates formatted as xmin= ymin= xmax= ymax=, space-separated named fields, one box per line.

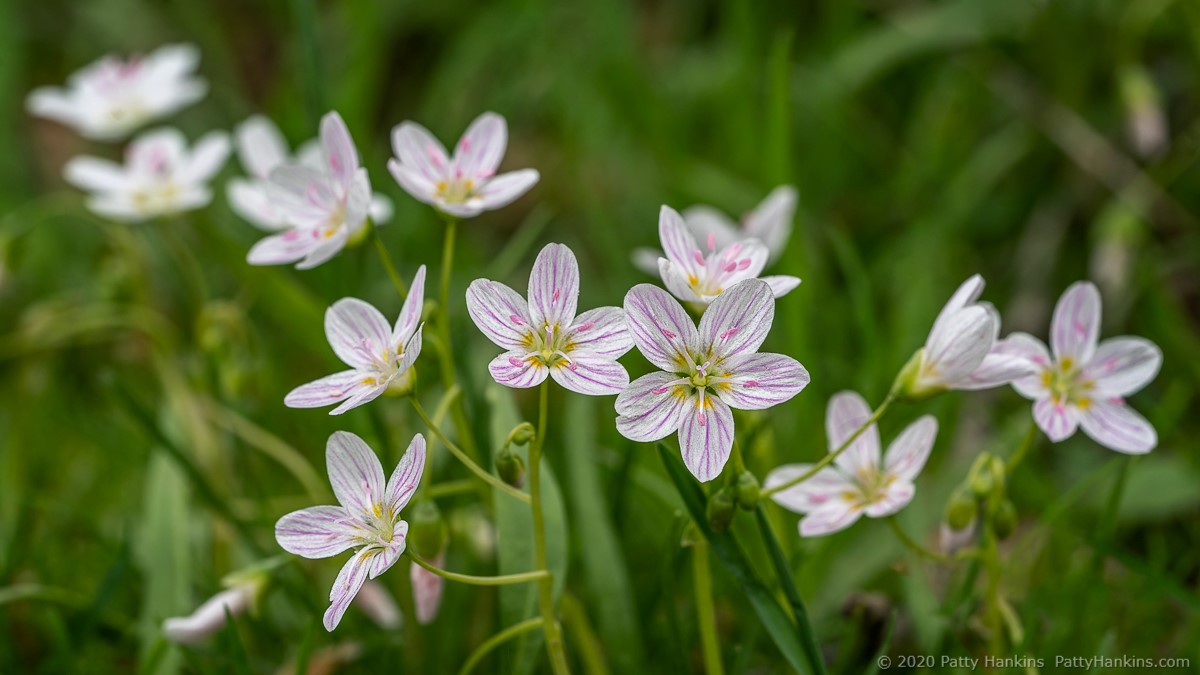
xmin=406 ymin=550 xmax=548 ymax=586
xmin=762 ymin=394 xmax=895 ymax=497
xmin=426 ymin=479 xmax=477 ymax=499
xmin=411 ymin=397 xmax=530 ymax=504
xmin=1005 ymin=419 xmax=1041 ymax=473
xmin=434 ymin=216 xmax=481 ymax=459
xmin=886 ymin=517 xmax=952 ymax=563
xmin=530 ymin=382 xmax=571 ymax=675
xmin=693 ymin=540 xmax=725 ymax=675
xmin=457 ymin=617 xmax=545 ymax=675
xmin=372 ymin=229 xmax=408 ymax=299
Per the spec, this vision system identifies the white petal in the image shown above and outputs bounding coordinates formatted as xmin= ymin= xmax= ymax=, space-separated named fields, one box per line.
xmin=162 ymin=586 xmax=254 ymax=644
xmin=658 ymin=205 xmax=703 ymax=276
xmin=1050 ymin=281 xmax=1102 ymax=365
xmin=385 ymin=434 xmax=426 ymax=513
xmin=929 ymin=275 xmax=985 ymax=341
xmin=1083 ymin=337 xmax=1162 ymax=397
xmin=325 ymin=298 xmax=393 ymax=370
xmin=658 ymin=258 xmax=703 ymax=304
xmin=960 ymin=353 xmax=1038 ymax=391
xmin=453 ymin=112 xmax=507 ymax=180
xmin=275 ymin=505 xmax=359 ymax=559
xmin=824 ymin=391 xmax=882 ymax=477
xmin=743 ymin=185 xmax=798 ymax=259
xmin=63 ymin=156 xmax=130 ymax=192
xmin=326 ymin=431 xmax=386 ymax=515
xmin=474 ymin=169 xmax=539 ymax=211
xmin=698 ymin=278 xmax=774 ymax=360
xmin=391 ymin=121 xmax=450 ymax=183
xmin=369 ymin=194 xmax=394 ymax=224
xmin=614 ymin=372 xmax=689 ymax=442
xmin=550 ymin=356 xmax=629 ymax=396
xmin=760 ymin=275 xmax=801 ymax=298
xmin=227 ymin=178 xmax=286 ymax=231
xmin=411 ymin=551 xmax=446 ymax=624
xmin=991 ymin=332 xmax=1053 ymax=399
xmin=285 ymin=370 xmax=372 ymax=410
xmin=235 ymin=115 xmax=289 ymax=179
xmin=678 ymin=397 xmax=735 ymax=483
xmin=296 ymin=227 xmax=350 ymax=270
xmin=565 ymin=307 xmax=632 ymax=359
xmin=715 ymin=352 xmax=809 ymax=411
xmin=246 ymin=229 xmax=319 ymax=266
xmin=1033 ymin=398 xmax=1080 ymax=442
xmin=921 ymin=305 xmax=996 ymax=387
xmin=631 ymin=247 xmax=663 ymax=276
xmin=1079 ymin=399 xmax=1157 ymax=454
xmin=527 ymin=243 xmax=580 ymax=327
xmin=883 ymin=416 xmax=937 ymax=482
xmin=181 ymin=131 xmax=231 ymax=184
xmin=799 ymin=501 xmax=864 ymax=537
xmin=320 ymin=111 xmax=360 ymax=192
xmin=489 ymin=352 xmax=550 ymax=389
xmin=394 ymin=265 xmax=427 ymax=343
xmin=388 ymin=160 xmax=439 ymax=205
xmin=328 ymin=381 xmax=389 ymax=415
xmin=681 ymin=205 xmax=740 ymax=253
xmin=324 ymin=549 xmax=373 ymax=631
xmin=622 ymin=284 xmax=699 ymax=372
xmin=863 ymin=482 xmax=915 ymax=518
xmin=466 ymin=280 xmax=533 ymax=351
xmin=764 ymin=465 xmax=856 ymax=514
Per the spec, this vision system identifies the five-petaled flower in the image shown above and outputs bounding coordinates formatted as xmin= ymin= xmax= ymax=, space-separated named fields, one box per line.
xmin=246 ymin=111 xmax=374 ymax=269
xmin=285 ymin=266 xmax=425 ymax=415
xmin=228 ymin=115 xmax=392 ymax=233
xmin=275 ymin=432 xmax=425 ymax=631
xmin=764 ymin=391 xmax=937 ymax=536
xmin=655 ymin=205 xmax=800 ymax=306
xmin=617 ymin=279 xmax=810 ymax=482
xmin=63 ymin=128 xmax=230 ymax=222
xmin=634 ymin=186 xmax=798 ymax=273
xmin=898 ymin=274 xmax=1035 ymax=398
xmin=388 ymin=112 xmax=539 ymax=218
xmin=27 ymin=43 xmax=207 ymax=141
xmin=467 ymin=243 xmax=634 ymax=395
xmin=998 ymin=281 xmax=1162 ymax=453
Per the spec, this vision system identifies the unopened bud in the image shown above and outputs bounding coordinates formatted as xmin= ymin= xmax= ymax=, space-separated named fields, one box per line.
xmin=890 ymin=348 xmax=942 ymax=403
xmin=507 ymin=422 xmax=536 ymax=447
xmin=707 ymin=489 xmax=737 ymax=532
xmin=991 ymin=500 xmax=1017 ymax=540
xmin=407 ymin=500 xmax=448 ymax=558
xmin=945 ymin=488 xmax=978 ymax=531
xmin=495 ymin=447 xmax=526 ymax=489
xmin=735 ymin=471 xmax=760 ymax=510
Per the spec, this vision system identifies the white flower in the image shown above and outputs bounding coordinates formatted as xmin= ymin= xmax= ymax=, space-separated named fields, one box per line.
xmin=999 ymin=281 xmax=1162 ymax=454
xmin=900 ymin=274 xmax=1034 ymax=397
xmin=285 ymin=266 xmax=425 ymax=415
xmin=617 ymin=279 xmax=810 ymax=482
xmin=467 ymin=243 xmax=634 ymax=395
xmin=275 ymin=432 xmax=426 ymax=631
xmin=246 ymin=111 xmax=374 ymax=269
xmin=765 ymin=391 xmax=938 ymax=536
xmin=388 ymin=112 xmax=539 ymax=218
xmin=63 ymin=128 xmax=230 ymax=222
xmin=654 ymin=205 xmax=801 ymax=305
xmin=27 ymin=44 xmax=207 ymax=141
xmin=228 ymin=115 xmax=392 ymax=231
xmin=633 ymin=186 xmax=797 ymax=272
xmin=410 ymin=550 xmax=445 ymax=625
xmin=162 ymin=583 xmax=257 ymax=644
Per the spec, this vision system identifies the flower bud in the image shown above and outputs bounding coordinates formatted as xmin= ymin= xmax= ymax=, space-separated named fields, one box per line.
xmin=506 ymin=422 xmax=536 ymax=447
xmin=945 ymin=488 xmax=978 ymax=531
xmin=162 ymin=579 xmax=263 ymax=644
xmin=707 ymin=488 xmax=737 ymax=532
xmin=735 ymin=471 xmax=761 ymax=511
xmin=890 ymin=348 xmax=943 ymax=403
xmin=991 ymin=500 xmax=1017 ymax=540
xmin=407 ymin=500 xmax=447 ymax=559
xmin=495 ymin=447 xmax=526 ymax=489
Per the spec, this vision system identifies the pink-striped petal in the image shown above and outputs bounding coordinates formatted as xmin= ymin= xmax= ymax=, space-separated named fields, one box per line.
xmin=764 ymin=465 xmax=856 ymax=514
xmin=1033 ymin=398 xmax=1080 ymax=442
xmin=328 ymin=380 xmax=389 ymax=415
xmin=1083 ymin=337 xmax=1162 ymax=397
xmin=1050 ymin=281 xmax=1101 ymax=365
xmin=324 ymin=549 xmax=373 ymax=631
xmin=181 ymin=131 xmax=230 ymax=184
xmin=698 ymin=278 xmax=774 ymax=360
xmin=388 ymin=160 xmax=439 ymax=205
xmin=319 ymin=112 xmax=359 ymax=191
xmin=658 ymin=258 xmax=702 ymax=303
xmin=863 ymin=482 xmax=915 ymax=518
xmin=989 ymin=332 xmax=1052 ymax=399
xmin=615 ymin=371 xmax=689 ymax=442
xmin=325 ymin=298 xmax=393 ymax=370
xmin=285 ymin=370 xmax=370 ymax=409
xmin=235 ymin=115 xmax=288 ymax=179
xmin=799 ymin=500 xmax=864 ymax=537
xmin=565 ymin=307 xmax=632 ymax=359
xmin=550 ymin=356 xmax=629 ymax=396
xmin=678 ymin=397 xmax=735 ymax=483
xmin=743 ymin=185 xmax=797 ymax=258
xmin=369 ymin=527 xmax=407 ymax=579
xmin=246 ymin=229 xmax=319 ymax=266
xmin=883 ymin=415 xmax=937 ymax=482
xmin=296 ymin=227 xmax=351 ymax=270
xmin=659 ymin=205 xmax=703 ymax=277
xmin=929 ymin=275 xmax=985 ymax=341
xmin=466 ymin=279 xmax=533 ymax=351
xmin=326 ymin=431 xmax=385 ymax=515
xmin=921 ymin=305 xmax=995 ymax=386
xmin=623 ymin=284 xmax=699 ymax=372
xmin=682 ymin=205 xmax=740 ymax=253
xmin=394 ymin=265 xmax=427 ymax=343
xmin=961 ymin=352 xmax=1037 ymax=391
xmin=453 ymin=112 xmax=507 ymax=180
xmin=391 ymin=121 xmax=450 ymax=183
xmin=824 ymin=391 xmax=882 ymax=477
xmin=228 ymin=179 xmax=285 ymax=231
xmin=275 ymin=505 xmax=359 ymax=559
xmin=385 ymin=434 xmax=426 ymax=513
xmin=1079 ymin=399 xmax=1157 ymax=454
xmin=474 ymin=169 xmax=539 ymax=211
xmin=528 ymin=243 xmax=579 ymax=327
xmin=489 ymin=352 xmax=549 ymax=389
xmin=411 ymin=551 xmax=446 ymax=624
xmin=716 ymin=352 xmax=809 ymax=411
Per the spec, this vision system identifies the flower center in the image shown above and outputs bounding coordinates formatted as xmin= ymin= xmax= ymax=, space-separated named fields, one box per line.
xmin=1042 ymin=357 xmax=1094 ymax=408
xmin=435 ymin=177 xmax=476 ymax=205
xmin=688 ymin=239 xmax=756 ymax=297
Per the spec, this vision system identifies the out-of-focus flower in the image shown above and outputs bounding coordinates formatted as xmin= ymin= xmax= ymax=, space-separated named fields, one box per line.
xmin=388 ymin=112 xmax=539 ymax=218
xmin=247 ymin=112 xmax=373 ymax=269
xmin=410 ymin=550 xmax=446 ymax=624
xmin=654 ymin=205 xmax=800 ymax=305
xmin=228 ymin=115 xmax=392 ymax=231
xmin=162 ymin=582 xmax=258 ymax=644
xmin=1000 ymin=281 xmax=1161 ymax=454
xmin=275 ymin=432 xmax=425 ymax=631
xmin=633 ymin=186 xmax=797 ymax=272
xmin=355 ymin=580 xmax=403 ymax=630
xmin=617 ymin=279 xmax=810 ymax=482
xmin=894 ymin=275 xmax=1034 ymax=399
xmin=285 ymin=266 xmax=425 ymax=415
xmin=764 ymin=391 xmax=937 ymax=536
xmin=63 ymin=128 xmax=229 ymax=222
xmin=467 ymin=243 xmax=633 ymax=394
xmin=27 ymin=44 xmax=207 ymax=141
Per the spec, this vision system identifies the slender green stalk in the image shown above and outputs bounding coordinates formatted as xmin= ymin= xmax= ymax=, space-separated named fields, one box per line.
xmin=886 ymin=517 xmax=952 ymax=563
xmin=1005 ymin=420 xmax=1040 ymax=473
xmin=530 ymin=382 xmax=571 ymax=675
xmin=410 ymin=397 xmax=530 ymax=504
xmin=406 ymin=551 xmax=548 ymax=586
xmin=762 ymin=394 xmax=895 ymax=497
xmin=289 ymin=0 xmax=325 ymax=123
xmin=434 ymin=216 xmax=481 ymax=459
xmin=457 ymin=617 xmax=545 ymax=675
xmin=373 ymin=229 xmax=408 ymax=299
xmin=560 ymin=593 xmax=612 ymax=675
xmin=692 ymin=540 xmax=725 ymax=675
xmin=202 ymin=398 xmax=326 ymax=501
xmin=427 ymin=479 xmax=477 ymax=499
xmin=754 ymin=506 xmax=827 ymax=675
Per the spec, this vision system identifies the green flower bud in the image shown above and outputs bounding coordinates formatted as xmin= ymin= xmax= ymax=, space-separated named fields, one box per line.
xmin=890 ymin=348 xmax=943 ymax=403
xmin=991 ymin=500 xmax=1017 ymax=540
xmin=495 ymin=447 xmax=526 ymax=489
xmin=707 ymin=489 xmax=737 ymax=533
xmin=407 ymin=500 xmax=448 ymax=558
xmin=506 ymin=422 xmax=536 ymax=447
xmin=945 ymin=488 xmax=978 ymax=531
xmin=735 ymin=471 xmax=761 ymax=511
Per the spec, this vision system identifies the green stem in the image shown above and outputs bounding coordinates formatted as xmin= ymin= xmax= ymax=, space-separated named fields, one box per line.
xmin=1005 ymin=419 xmax=1040 ymax=473
xmin=754 ymin=506 xmax=827 ymax=675
xmin=289 ymin=0 xmax=325 ymax=123
xmin=531 ymin=382 xmax=571 ymax=675
xmin=762 ymin=394 xmax=895 ymax=497
xmin=373 ymin=229 xmax=408 ymax=299
xmin=457 ymin=617 xmax=545 ymax=675
xmin=406 ymin=551 xmax=548 ymax=586
xmin=560 ymin=593 xmax=612 ymax=675
xmin=426 ymin=479 xmax=477 ymax=499
xmin=693 ymin=540 xmax=725 ymax=675
xmin=410 ymin=397 xmax=530 ymax=504
xmin=886 ymin=517 xmax=951 ymax=563
xmin=434 ymin=217 xmax=481 ymax=459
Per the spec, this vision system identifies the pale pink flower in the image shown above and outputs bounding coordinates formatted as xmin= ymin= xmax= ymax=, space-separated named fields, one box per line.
xmin=633 ymin=186 xmax=797 ymax=272
xmin=285 ymin=266 xmax=425 ymax=415
xmin=410 ymin=551 xmax=445 ymax=624
xmin=275 ymin=432 xmax=425 ymax=631
xmin=63 ymin=128 xmax=229 ymax=222
xmin=467 ymin=243 xmax=633 ymax=395
xmin=765 ymin=391 xmax=938 ymax=536
xmin=355 ymin=580 xmax=403 ymax=630
xmin=227 ymin=115 xmax=392 ymax=231
xmin=998 ymin=281 xmax=1161 ymax=453
xmin=27 ymin=44 xmax=206 ymax=141
xmin=617 ymin=279 xmax=810 ymax=482
xmin=654 ymin=205 xmax=800 ymax=305
xmin=388 ymin=112 xmax=539 ymax=218
xmin=162 ymin=583 xmax=256 ymax=644
xmin=246 ymin=112 xmax=373 ymax=269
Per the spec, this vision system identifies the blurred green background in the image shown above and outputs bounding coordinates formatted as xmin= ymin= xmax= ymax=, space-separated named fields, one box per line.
xmin=2 ymin=0 xmax=1199 ymax=673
